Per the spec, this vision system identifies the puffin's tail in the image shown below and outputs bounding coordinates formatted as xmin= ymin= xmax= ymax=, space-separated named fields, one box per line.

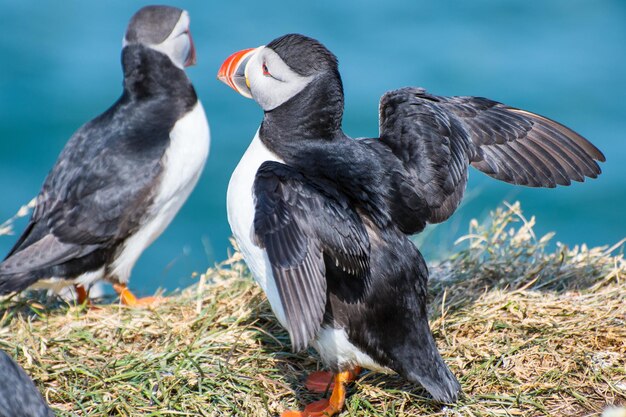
xmin=401 ymin=317 xmax=461 ymax=403
xmin=0 ymin=270 xmax=39 ymax=296
xmin=0 ymin=350 xmax=54 ymax=417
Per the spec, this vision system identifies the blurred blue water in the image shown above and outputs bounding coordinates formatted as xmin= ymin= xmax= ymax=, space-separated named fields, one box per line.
xmin=0 ymin=1 xmax=624 ymax=294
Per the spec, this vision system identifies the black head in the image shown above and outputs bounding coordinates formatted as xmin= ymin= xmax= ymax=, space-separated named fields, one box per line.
xmin=125 ymin=6 xmax=183 ymax=45
xmin=218 ymin=33 xmax=344 ymax=141
xmin=266 ymin=34 xmax=339 ymax=77
xmin=260 ymin=34 xmax=345 ymax=139
xmin=123 ymin=5 xmax=196 ymax=69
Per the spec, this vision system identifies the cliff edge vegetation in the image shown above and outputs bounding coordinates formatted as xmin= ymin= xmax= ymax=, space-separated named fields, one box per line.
xmin=1 ymin=202 xmax=624 ymax=416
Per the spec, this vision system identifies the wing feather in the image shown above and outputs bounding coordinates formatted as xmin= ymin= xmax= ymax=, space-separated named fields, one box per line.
xmin=0 ymin=97 xmax=174 ymax=289
xmin=377 ymin=87 xmax=604 ymax=230
xmin=253 ymin=161 xmax=370 ymax=351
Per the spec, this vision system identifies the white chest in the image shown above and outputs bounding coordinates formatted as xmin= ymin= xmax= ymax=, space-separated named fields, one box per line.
xmin=110 ymin=101 xmax=210 ymax=282
xmin=157 ymin=101 xmax=211 ymax=206
xmin=227 ymin=132 xmax=390 ymax=374
xmin=227 ymin=131 xmax=287 ymax=327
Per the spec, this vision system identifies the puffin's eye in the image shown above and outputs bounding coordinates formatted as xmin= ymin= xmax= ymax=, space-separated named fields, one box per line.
xmin=262 ymin=62 xmax=271 ymax=77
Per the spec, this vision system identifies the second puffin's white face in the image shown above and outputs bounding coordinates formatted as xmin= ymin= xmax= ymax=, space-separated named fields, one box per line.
xmin=245 ymin=46 xmax=314 ymax=111
xmin=124 ymin=10 xmax=193 ymax=70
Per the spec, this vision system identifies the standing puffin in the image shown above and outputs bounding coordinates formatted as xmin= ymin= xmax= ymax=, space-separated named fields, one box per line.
xmin=0 ymin=350 xmax=54 ymax=417
xmin=218 ymin=34 xmax=604 ymax=416
xmin=0 ymin=6 xmax=209 ymax=306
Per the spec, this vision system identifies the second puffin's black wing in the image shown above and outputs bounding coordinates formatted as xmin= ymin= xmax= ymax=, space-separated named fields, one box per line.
xmin=0 ymin=96 xmax=176 ymax=291
xmin=253 ymin=161 xmax=370 ymax=351
xmin=377 ymin=87 xmax=605 ymax=231
xmin=0 ymin=350 xmax=54 ymax=417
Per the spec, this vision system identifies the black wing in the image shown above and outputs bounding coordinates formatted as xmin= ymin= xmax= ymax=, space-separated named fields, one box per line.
xmin=0 ymin=97 xmax=173 ymax=281
xmin=253 ymin=161 xmax=370 ymax=351
xmin=0 ymin=350 xmax=54 ymax=417
xmin=378 ymin=87 xmax=605 ymax=230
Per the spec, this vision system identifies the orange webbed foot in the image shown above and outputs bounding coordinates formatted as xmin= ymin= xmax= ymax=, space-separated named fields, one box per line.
xmin=129 ymin=295 xmax=163 ymax=307
xmin=305 ymin=371 xmax=335 ymax=393
xmin=283 ymin=368 xmax=360 ymax=417
xmin=113 ymin=283 xmax=164 ymax=307
xmin=305 ymin=367 xmax=361 ymax=393
xmin=281 ymin=398 xmax=338 ymax=417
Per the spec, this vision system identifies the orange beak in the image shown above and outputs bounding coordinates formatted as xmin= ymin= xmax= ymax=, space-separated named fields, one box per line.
xmin=217 ymin=48 xmax=255 ymax=98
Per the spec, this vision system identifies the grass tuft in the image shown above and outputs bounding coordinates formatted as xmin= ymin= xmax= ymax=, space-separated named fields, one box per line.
xmin=1 ymin=202 xmax=625 ymax=416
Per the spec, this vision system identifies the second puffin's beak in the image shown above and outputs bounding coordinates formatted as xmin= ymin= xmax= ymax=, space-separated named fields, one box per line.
xmin=217 ymin=48 xmax=255 ymax=99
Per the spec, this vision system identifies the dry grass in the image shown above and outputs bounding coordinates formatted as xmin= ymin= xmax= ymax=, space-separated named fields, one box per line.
xmin=0 ymin=202 xmax=624 ymax=416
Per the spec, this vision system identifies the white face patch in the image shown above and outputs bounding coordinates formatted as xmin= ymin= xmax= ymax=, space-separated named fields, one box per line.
xmin=124 ymin=11 xmax=192 ymax=69
xmin=245 ymin=46 xmax=314 ymax=111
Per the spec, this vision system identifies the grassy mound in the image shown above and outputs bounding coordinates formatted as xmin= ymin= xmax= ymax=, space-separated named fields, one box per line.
xmin=1 ymin=203 xmax=624 ymax=416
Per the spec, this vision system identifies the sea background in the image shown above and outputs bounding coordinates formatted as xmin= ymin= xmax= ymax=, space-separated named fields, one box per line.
xmin=0 ymin=1 xmax=624 ymax=295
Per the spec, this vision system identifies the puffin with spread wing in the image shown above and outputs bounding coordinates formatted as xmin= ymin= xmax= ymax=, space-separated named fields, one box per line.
xmin=218 ymin=34 xmax=604 ymax=416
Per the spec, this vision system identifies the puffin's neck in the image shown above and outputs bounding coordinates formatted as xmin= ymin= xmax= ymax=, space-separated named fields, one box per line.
xmin=121 ymin=44 xmax=196 ymax=101
xmin=260 ymin=71 xmax=345 ymax=154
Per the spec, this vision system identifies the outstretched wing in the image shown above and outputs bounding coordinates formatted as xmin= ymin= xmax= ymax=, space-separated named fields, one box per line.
xmin=253 ymin=161 xmax=370 ymax=351
xmin=378 ymin=87 xmax=605 ymax=231
xmin=1 ymin=98 xmax=173 ymax=281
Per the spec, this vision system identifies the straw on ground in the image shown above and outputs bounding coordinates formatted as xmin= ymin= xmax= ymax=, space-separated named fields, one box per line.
xmin=1 ymin=202 xmax=624 ymax=416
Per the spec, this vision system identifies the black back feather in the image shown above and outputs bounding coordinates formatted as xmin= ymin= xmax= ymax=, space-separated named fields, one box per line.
xmin=247 ymin=33 xmax=604 ymax=403
xmin=253 ymin=161 xmax=370 ymax=351
xmin=0 ymin=45 xmax=196 ymax=294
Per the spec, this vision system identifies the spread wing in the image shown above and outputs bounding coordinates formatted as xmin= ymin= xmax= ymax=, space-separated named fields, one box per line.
xmin=253 ymin=161 xmax=370 ymax=351
xmin=378 ymin=87 xmax=605 ymax=231
xmin=0 ymin=99 xmax=171 ymax=279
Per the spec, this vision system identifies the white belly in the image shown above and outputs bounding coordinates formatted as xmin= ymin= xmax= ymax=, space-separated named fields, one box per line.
xmin=227 ymin=131 xmax=287 ymax=328
xmin=227 ymin=132 xmax=391 ymax=374
xmin=312 ymin=327 xmax=393 ymax=373
xmin=110 ymin=101 xmax=210 ymax=283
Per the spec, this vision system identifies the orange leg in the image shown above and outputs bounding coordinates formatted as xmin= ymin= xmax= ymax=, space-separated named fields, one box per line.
xmin=282 ymin=368 xmax=360 ymax=417
xmin=305 ymin=367 xmax=361 ymax=393
xmin=74 ymin=285 xmax=102 ymax=310
xmin=75 ymin=284 xmax=90 ymax=305
xmin=112 ymin=283 xmax=162 ymax=307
